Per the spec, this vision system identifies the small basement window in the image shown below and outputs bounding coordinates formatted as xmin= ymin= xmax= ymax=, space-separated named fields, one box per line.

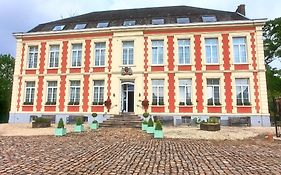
xmin=97 ymin=22 xmax=109 ymax=28
xmin=177 ymin=17 xmax=190 ymax=24
xmin=52 ymin=25 xmax=65 ymax=31
xmin=123 ymin=20 xmax=136 ymax=26
xmin=152 ymin=18 xmax=164 ymax=25
xmin=202 ymin=15 xmax=217 ymax=22
xmin=74 ymin=23 xmax=87 ymax=30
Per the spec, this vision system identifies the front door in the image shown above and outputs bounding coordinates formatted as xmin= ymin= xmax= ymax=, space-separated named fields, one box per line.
xmin=121 ymin=83 xmax=134 ymax=112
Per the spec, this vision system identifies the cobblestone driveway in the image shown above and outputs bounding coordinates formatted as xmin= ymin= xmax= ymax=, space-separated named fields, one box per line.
xmin=0 ymin=128 xmax=280 ymax=174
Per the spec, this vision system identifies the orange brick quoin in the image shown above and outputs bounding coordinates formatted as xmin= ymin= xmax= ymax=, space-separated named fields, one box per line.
xmin=167 ymin=36 xmax=175 ymax=112
xmin=16 ymin=43 xmax=26 ymax=111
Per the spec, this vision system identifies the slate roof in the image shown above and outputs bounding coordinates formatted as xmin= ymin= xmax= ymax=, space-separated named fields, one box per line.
xmin=28 ymin=5 xmax=249 ymax=33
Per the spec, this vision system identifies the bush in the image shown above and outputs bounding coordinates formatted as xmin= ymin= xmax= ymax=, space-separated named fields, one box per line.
xmin=155 ymin=120 xmax=162 ymax=130
xmin=193 ymin=117 xmax=201 ymax=124
xmin=147 ymin=118 xmax=154 ymax=127
xmin=57 ymin=118 xmax=65 ymax=128
xmin=207 ymin=117 xmax=220 ymax=124
xmin=143 ymin=112 xmax=149 ymax=118
xmin=34 ymin=117 xmax=50 ymax=123
xmin=92 ymin=113 xmax=97 ymax=118
xmin=75 ymin=117 xmax=83 ymax=126
xmin=142 ymin=120 xmax=148 ymax=125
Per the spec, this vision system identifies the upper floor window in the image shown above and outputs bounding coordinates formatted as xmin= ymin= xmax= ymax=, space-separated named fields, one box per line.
xmin=52 ymin=25 xmax=65 ymax=31
xmin=24 ymin=81 xmax=35 ymax=104
xmin=97 ymin=22 xmax=109 ymax=28
xmin=46 ymin=81 xmax=57 ymax=104
xmin=178 ymin=39 xmax=190 ymax=64
xmin=27 ymin=46 xmax=38 ymax=68
xmin=235 ymin=78 xmax=250 ymax=105
xmin=177 ymin=17 xmax=190 ymax=24
xmin=71 ymin=44 xmax=82 ymax=67
xmin=49 ymin=45 xmax=60 ymax=68
xmin=94 ymin=42 xmax=106 ymax=66
xmin=69 ymin=80 xmax=80 ymax=105
xmin=122 ymin=41 xmax=134 ymax=65
xmin=152 ymin=79 xmax=164 ymax=105
xmin=202 ymin=16 xmax=217 ymax=22
xmin=179 ymin=79 xmax=192 ymax=105
xmin=205 ymin=38 xmax=218 ymax=64
xmin=233 ymin=37 xmax=247 ymax=64
xmin=207 ymin=79 xmax=220 ymax=105
xmin=123 ymin=20 xmax=136 ymax=26
xmin=74 ymin=23 xmax=87 ymax=30
xmin=152 ymin=40 xmax=164 ymax=65
xmin=93 ymin=80 xmax=104 ymax=105
xmin=152 ymin=18 xmax=164 ymax=25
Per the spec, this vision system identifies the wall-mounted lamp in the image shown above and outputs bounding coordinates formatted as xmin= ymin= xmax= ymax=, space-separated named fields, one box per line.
xmin=139 ymin=93 xmax=141 ymax=97
xmin=113 ymin=93 xmax=115 ymax=97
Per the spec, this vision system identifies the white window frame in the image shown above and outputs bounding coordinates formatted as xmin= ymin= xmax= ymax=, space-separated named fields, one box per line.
xmin=152 ymin=40 xmax=164 ymax=65
xmin=233 ymin=37 xmax=247 ymax=64
xmin=71 ymin=44 xmax=82 ymax=67
xmin=178 ymin=39 xmax=191 ymax=65
xmin=46 ymin=81 xmax=57 ymax=104
xmin=94 ymin=42 xmax=106 ymax=66
xmin=93 ymin=80 xmax=104 ymax=105
xmin=69 ymin=81 xmax=80 ymax=104
xmin=235 ymin=78 xmax=250 ymax=105
xmin=122 ymin=41 xmax=134 ymax=65
xmin=24 ymin=81 xmax=35 ymax=104
xmin=152 ymin=79 xmax=164 ymax=105
xmin=205 ymin=38 xmax=219 ymax=64
xmin=207 ymin=79 xmax=220 ymax=105
xmin=49 ymin=45 xmax=60 ymax=68
xmin=27 ymin=46 xmax=38 ymax=69
xmin=179 ymin=79 xmax=192 ymax=105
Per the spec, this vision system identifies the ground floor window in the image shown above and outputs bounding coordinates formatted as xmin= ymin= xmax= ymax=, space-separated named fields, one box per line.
xmin=235 ymin=78 xmax=250 ymax=105
xmin=152 ymin=79 xmax=164 ymax=105
xmin=46 ymin=81 xmax=57 ymax=104
xmin=93 ymin=80 xmax=104 ymax=105
xmin=24 ymin=81 xmax=35 ymax=104
xmin=69 ymin=80 xmax=80 ymax=105
xmin=179 ymin=79 xmax=192 ymax=105
xmin=207 ymin=78 xmax=220 ymax=105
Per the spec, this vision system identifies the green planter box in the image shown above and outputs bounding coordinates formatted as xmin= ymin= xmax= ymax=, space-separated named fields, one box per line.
xmin=154 ymin=130 xmax=164 ymax=139
xmin=147 ymin=126 xmax=154 ymax=134
xmin=55 ymin=128 xmax=67 ymax=136
xmin=74 ymin=125 xmax=84 ymax=133
xmin=142 ymin=123 xmax=148 ymax=131
xmin=90 ymin=123 xmax=98 ymax=130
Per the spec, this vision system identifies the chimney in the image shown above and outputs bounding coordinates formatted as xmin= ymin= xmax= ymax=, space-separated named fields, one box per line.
xmin=236 ymin=4 xmax=246 ymax=16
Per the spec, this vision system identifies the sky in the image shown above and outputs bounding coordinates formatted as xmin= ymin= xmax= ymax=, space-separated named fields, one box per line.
xmin=0 ymin=0 xmax=281 ymax=67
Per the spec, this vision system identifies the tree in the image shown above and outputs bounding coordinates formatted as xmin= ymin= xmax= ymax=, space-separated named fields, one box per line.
xmin=263 ymin=17 xmax=281 ymax=65
xmin=0 ymin=54 xmax=15 ymax=123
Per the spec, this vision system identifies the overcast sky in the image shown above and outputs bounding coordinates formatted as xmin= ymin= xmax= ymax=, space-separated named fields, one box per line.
xmin=1 ymin=0 xmax=281 ymax=59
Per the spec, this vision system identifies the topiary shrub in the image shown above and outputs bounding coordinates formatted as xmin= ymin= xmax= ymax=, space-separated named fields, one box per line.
xmin=92 ymin=113 xmax=97 ymax=118
xmin=147 ymin=118 xmax=154 ymax=127
xmin=155 ymin=120 xmax=162 ymax=130
xmin=143 ymin=112 xmax=149 ymax=118
xmin=75 ymin=117 xmax=83 ymax=126
xmin=92 ymin=120 xmax=98 ymax=123
xmin=142 ymin=120 xmax=148 ymax=125
xmin=57 ymin=118 xmax=65 ymax=128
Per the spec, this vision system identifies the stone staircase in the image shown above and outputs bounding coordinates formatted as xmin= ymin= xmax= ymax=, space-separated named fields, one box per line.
xmin=99 ymin=113 xmax=142 ymax=128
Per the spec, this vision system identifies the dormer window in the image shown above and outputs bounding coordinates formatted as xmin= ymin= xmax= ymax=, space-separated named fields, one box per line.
xmin=74 ymin=23 xmax=87 ymax=30
xmin=202 ymin=16 xmax=217 ymax=22
xmin=52 ymin=25 xmax=65 ymax=31
xmin=152 ymin=18 xmax=164 ymax=25
xmin=123 ymin=20 xmax=136 ymax=26
xmin=97 ymin=22 xmax=109 ymax=28
xmin=177 ymin=17 xmax=190 ymax=24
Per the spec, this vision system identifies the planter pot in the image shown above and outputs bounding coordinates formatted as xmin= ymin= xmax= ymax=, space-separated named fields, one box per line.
xmin=74 ymin=125 xmax=84 ymax=133
xmin=154 ymin=130 xmax=164 ymax=139
xmin=147 ymin=126 xmax=154 ymax=134
xmin=200 ymin=123 xmax=221 ymax=131
xmin=142 ymin=123 xmax=148 ymax=131
xmin=32 ymin=121 xmax=51 ymax=128
xmin=90 ymin=123 xmax=99 ymax=130
xmin=55 ymin=128 xmax=67 ymax=136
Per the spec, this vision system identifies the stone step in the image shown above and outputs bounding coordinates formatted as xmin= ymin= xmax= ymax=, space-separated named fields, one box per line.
xmin=102 ymin=121 xmax=142 ymax=125
xmin=99 ymin=123 xmax=141 ymax=128
xmin=100 ymin=114 xmax=142 ymax=128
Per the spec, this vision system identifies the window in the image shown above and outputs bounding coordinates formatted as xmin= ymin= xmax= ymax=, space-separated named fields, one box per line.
xmin=49 ymin=45 xmax=59 ymax=68
xmin=46 ymin=81 xmax=57 ymax=104
xmin=74 ymin=23 xmax=87 ymax=30
xmin=179 ymin=79 xmax=192 ymax=105
xmin=123 ymin=20 xmax=136 ymax=26
xmin=152 ymin=18 xmax=164 ymax=25
xmin=202 ymin=16 xmax=217 ymax=22
xmin=71 ymin=44 xmax=82 ymax=67
xmin=122 ymin=41 xmax=134 ymax=65
xmin=177 ymin=17 xmax=190 ymax=24
xmin=205 ymin=38 xmax=218 ymax=64
xmin=94 ymin=42 xmax=106 ymax=66
xmin=207 ymin=79 xmax=220 ymax=105
xmin=52 ymin=25 xmax=65 ymax=31
xmin=24 ymin=81 xmax=35 ymax=104
xmin=233 ymin=37 xmax=247 ymax=63
xmin=236 ymin=78 xmax=250 ymax=105
xmin=93 ymin=80 xmax=104 ymax=105
xmin=69 ymin=81 xmax=80 ymax=104
xmin=27 ymin=46 xmax=38 ymax=68
xmin=97 ymin=22 xmax=109 ymax=28
xmin=152 ymin=80 xmax=164 ymax=105
xmin=152 ymin=40 xmax=164 ymax=65
xmin=178 ymin=39 xmax=190 ymax=64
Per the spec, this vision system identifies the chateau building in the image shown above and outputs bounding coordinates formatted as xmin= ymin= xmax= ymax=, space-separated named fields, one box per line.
xmin=9 ymin=5 xmax=270 ymax=126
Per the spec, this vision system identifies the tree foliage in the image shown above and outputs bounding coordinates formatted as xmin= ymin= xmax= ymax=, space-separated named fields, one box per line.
xmin=0 ymin=54 xmax=15 ymax=123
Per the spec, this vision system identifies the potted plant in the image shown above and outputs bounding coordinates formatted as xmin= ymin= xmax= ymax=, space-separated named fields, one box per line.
xmin=90 ymin=113 xmax=99 ymax=130
xmin=55 ymin=118 xmax=67 ymax=136
xmin=142 ymin=99 xmax=149 ymax=110
xmin=142 ymin=120 xmax=148 ymax=131
xmin=74 ymin=117 xmax=84 ymax=133
xmin=32 ymin=117 xmax=51 ymax=128
xmin=200 ymin=117 xmax=221 ymax=131
xmin=143 ymin=112 xmax=149 ymax=119
xmin=154 ymin=120 xmax=164 ymax=139
xmin=146 ymin=118 xmax=154 ymax=134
